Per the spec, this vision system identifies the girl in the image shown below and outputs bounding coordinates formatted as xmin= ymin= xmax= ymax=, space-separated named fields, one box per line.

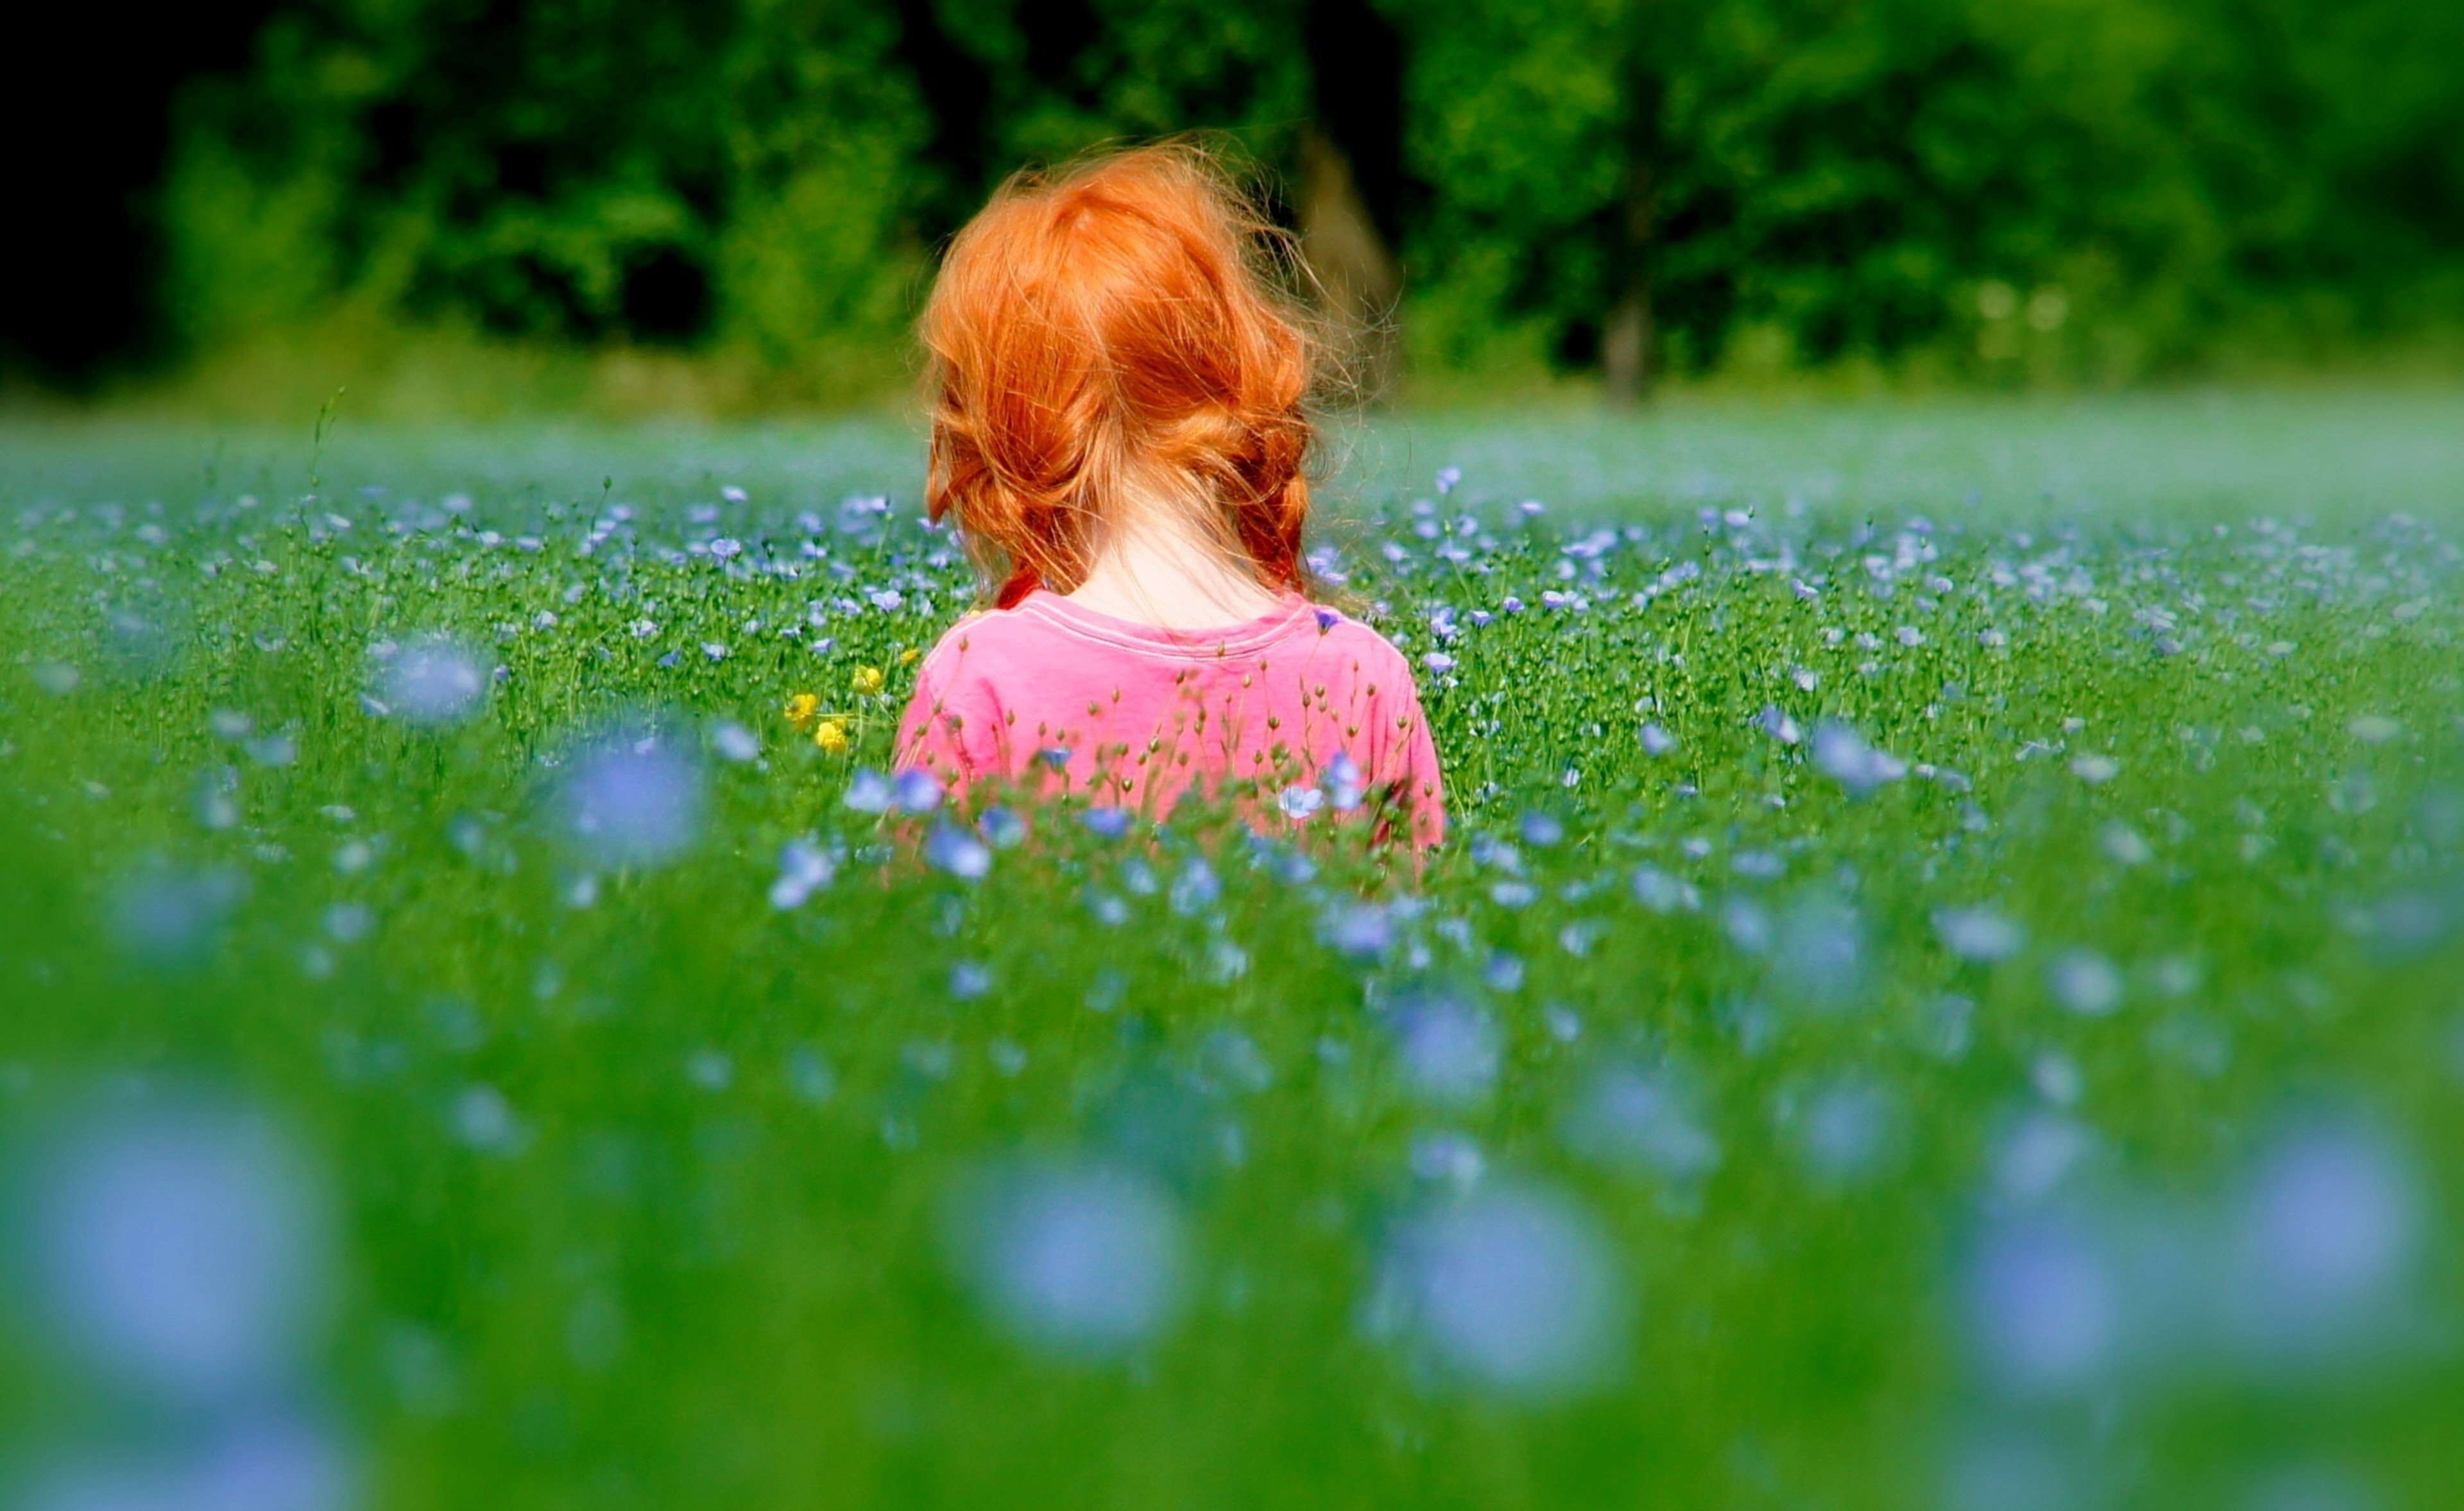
xmin=893 ymin=144 xmax=1444 ymax=849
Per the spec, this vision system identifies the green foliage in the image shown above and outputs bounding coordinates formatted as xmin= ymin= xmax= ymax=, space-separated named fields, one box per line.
xmin=157 ymin=0 xmax=2464 ymax=397
xmin=928 ymin=0 xmax=1308 ymax=167
xmin=1389 ymin=0 xmax=2464 ymax=381
xmin=714 ymin=0 xmax=937 ymax=391
xmin=168 ymin=0 xmax=929 ymax=389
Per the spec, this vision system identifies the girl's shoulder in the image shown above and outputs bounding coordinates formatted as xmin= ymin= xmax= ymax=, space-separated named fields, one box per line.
xmin=912 ymin=599 xmax=1074 ymax=681
xmin=914 ymin=608 xmax=1001 ymax=678
xmin=918 ymin=592 xmax=1419 ymax=692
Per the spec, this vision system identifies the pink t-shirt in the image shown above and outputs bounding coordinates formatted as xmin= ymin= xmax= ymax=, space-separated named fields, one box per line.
xmin=893 ymin=589 xmax=1445 ymax=848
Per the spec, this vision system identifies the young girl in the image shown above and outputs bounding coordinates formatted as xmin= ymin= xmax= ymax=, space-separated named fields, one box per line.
xmin=893 ymin=144 xmax=1444 ymax=849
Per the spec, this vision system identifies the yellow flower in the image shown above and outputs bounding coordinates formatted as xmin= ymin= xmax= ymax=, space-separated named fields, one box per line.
xmin=898 ymin=647 xmax=920 ymax=665
xmin=851 ymin=665 xmax=885 ymax=696
xmin=813 ymin=718 xmax=850 ymax=755
xmin=783 ymin=692 xmax=820 ymax=730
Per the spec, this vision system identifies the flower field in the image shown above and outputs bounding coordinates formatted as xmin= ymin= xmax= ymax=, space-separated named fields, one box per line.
xmin=3 ymin=395 xmax=2462 ymax=1510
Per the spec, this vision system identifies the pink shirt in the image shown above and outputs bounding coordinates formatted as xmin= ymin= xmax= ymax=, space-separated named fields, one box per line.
xmin=894 ymin=589 xmax=1445 ymax=848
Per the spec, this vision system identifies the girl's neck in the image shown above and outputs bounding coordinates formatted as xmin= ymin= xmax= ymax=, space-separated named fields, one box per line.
xmin=1063 ymin=503 xmax=1287 ymax=630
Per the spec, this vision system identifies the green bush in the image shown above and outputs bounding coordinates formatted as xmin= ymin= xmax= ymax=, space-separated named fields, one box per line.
xmin=1388 ymin=0 xmax=2464 ymax=384
xmin=158 ymin=0 xmax=2464 ymax=402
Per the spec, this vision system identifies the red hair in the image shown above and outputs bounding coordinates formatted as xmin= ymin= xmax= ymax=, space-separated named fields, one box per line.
xmin=921 ymin=144 xmax=1317 ymax=609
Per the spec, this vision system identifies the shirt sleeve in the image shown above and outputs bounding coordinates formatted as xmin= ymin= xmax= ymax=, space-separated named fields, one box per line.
xmin=893 ymin=640 xmax=1004 ymax=799
xmin=1358 ymin=638 xmax=1446 ymax=850
xmin=1397 ymin=696 xmax=1446 ymax=849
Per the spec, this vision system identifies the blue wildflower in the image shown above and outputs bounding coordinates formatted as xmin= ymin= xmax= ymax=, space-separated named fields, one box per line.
xmin=843 ymin=769 xmax=894 ymax=814
xmin=893 ymin=769 xmax=944 ymax=814
xmin=925 ymin=821 xmax=991 ymax=880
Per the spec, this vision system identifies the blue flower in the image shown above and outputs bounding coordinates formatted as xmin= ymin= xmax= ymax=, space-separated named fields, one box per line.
xmin=843 ymin=769 xmax=894 ymax=813
xmin=1168 ymin=857 xmax=1220 ymax=916
xmin=1324 ymin=903 xmax=1391 ymax=957
xmin=925 ymin=821 xmax=991 ymax=880
xmin=1321 ymin=753 xmax=1364 ymax=812
xmin=769 ymin=839 xmax=836 ymax=909
xmin=1756 ymin=706 xmax=1804 ymax=746
xmin=892 ymin=769 xmax=944 ymax=814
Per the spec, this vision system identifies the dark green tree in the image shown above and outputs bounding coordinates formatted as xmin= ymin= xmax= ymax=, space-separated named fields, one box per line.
xmin=150 ymin=0 xmax=2464 ymax=397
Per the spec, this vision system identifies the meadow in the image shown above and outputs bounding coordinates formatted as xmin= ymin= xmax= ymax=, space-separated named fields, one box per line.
xmin=3 ymin=388 xmax=2463 ymax=1510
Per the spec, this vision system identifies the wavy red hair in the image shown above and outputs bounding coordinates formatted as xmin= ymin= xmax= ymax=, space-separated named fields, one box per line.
xmin=921 ymin=144 xmax=1318 ymax=609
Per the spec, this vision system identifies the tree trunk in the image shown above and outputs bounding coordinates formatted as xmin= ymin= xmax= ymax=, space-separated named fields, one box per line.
xmin=1604 ymin=18 xmax=1663 ymax=407
xmin=1603 ymin=274 xmax=1653 ymax=405
xmin=1296 ymin=126 xmax=1403 ymax=404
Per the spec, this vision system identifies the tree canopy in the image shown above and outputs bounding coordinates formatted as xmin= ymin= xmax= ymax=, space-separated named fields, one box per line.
xmin=23 ymin=0 xmax=2464 ymax=393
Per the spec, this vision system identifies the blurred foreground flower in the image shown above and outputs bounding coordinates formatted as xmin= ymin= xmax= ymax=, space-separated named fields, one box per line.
xmin=1367 ymin=1181 xmax=1627 ymax=1397
xmin=1756 ymin=705 xmax=1804 ymax=746
xmin=1812 ymin=720 xmax=1907 ymax=796
xmin=557 ymin=730 xmax=705 ymax=869
xmin=1386 ymin=995 xmax=1500 ymax=1108
xmin=2048 ymin=950 xmax=2124 ymax=1016
xmin=843 ymin=769 xmax=894 ymax=814
xmin=12 ymin=1091 xmax=355 ymax=1511
xmin=2225 ymin=1114 xmax=2426 ymax=1363
xmin=1955 ymin=1103 xmax=2434 ymax=1404
xmin=1561 ymin=1062 xmax=1723 ymax=1185
xmin=1773 ymin=894 xmax=1866 ymax=1007
xmin=893 ymin=769 xmax=943 ymax=814
xmin=378 ymin=635 xmax=487 ymax=727
xmin=1936 ymin=905 xmax=2025 ymax=963
xmin=17 ymin=1095 xmax=333 ymax=1403
xmin=769 ymin=839 xmax=836 ymax=910
xmin=1782 ymin=1075 xmax=1905 ymax=1190
xmin=1965 ymin=1210 xmax=2119 ymax=1396
xmin=17 ymin=1408 xmax=357 ymax=1511
xmin=109 ymin=863 xmax=249 ymax=969
xmin=946 ymin=1159 xmax=1186 ymax=1359
xmin=925 ymin=821 xmax=992 ymax=880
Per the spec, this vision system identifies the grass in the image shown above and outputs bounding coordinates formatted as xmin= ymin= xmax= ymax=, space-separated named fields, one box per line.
xmin=2 ymin=389 xmax=2461 ymax=1509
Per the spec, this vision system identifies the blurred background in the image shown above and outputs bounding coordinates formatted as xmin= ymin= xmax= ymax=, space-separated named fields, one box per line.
xmin=6 ymin=0 xmax=2463 ymax=418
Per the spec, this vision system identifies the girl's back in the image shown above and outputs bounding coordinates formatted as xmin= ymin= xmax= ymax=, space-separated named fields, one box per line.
xmin=899 ymin=588 xmax=1442 ymax=846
